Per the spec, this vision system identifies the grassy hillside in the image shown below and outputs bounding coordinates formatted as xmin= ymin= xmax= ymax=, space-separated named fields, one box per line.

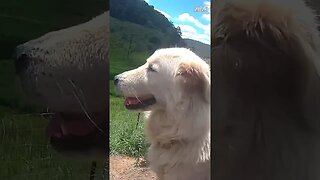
xmin=109 ymin=17 xmax=154 ymax=157
xmin=109 ymin=17 xmax=176 ymax=82
xmin=0 ymin=0 xmax=108 ymax=179
xmin=110 ymin=0 xmax=185 ymax=46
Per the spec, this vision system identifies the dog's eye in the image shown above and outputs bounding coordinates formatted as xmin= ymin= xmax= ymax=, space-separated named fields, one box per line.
xmin=147 ymin=64 xmax=157 ymax=72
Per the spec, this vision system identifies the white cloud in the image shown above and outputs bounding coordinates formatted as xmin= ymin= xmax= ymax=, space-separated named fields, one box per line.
xmin=204 ymin=1 xmax=210 ymax=7
xmin=181 ymin=31 xmax=210 ymax=45
xmin=144 ymin=0 xmax=150 ymax=3
xmin=175 ymin=13 xmax=210 ymax=44
xmin=176 ymin=25 xmax=210 ymax=45
xmin=177 ymin=13 xmax=197 ymax=22
xmin=177 ymin=13 xmax=210 ymax=35
xmin=155 ymin=9 xmax=171 ymax=19
xmin=202 ymin=14 xmax=210 ymax=22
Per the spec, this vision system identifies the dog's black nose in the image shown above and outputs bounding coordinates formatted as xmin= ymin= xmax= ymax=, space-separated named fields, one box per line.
xmin=114 ymin=75 xmax=120 ymax=85
xmin=15 ymin=53 xmax=29 ymax=74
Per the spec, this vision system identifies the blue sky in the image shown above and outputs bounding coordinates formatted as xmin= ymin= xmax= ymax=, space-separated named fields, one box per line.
xmin=144 ymin=0 xmax=210 ymax=45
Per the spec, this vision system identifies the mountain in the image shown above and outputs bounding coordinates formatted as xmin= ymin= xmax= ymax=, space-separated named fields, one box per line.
xmin=110 ymin=0 xmax=185 ymax=47
xmin=109 ymin=0 xmax=189 ymax=78
xmin=184 ymin=38 xmax=210 ymax=61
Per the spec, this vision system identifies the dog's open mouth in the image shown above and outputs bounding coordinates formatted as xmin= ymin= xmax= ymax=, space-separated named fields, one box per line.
xmin=124 ymin=95 xmax=156 ymax=110
xmin=45 ymin=112 xmax=107 ymax=154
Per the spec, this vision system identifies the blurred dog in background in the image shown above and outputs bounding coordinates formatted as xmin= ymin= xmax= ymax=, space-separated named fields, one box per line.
xmin=212 ymin=0 xmax=320 ymax=179
xmin=15 ymin=12 xmax=108 ymax=158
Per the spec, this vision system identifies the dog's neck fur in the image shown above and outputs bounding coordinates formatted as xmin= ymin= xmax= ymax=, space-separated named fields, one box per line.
xmin=145 ymin=95 xmax=210 ymax=164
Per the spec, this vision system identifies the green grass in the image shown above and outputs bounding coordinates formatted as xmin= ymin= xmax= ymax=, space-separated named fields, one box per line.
xmin=109 ymin=49 xmax=150 ymax=157
xmin=109 ymin=96 xmax=147 ymax=157
xmin=0 ymin=106 xmax=107 ymax=180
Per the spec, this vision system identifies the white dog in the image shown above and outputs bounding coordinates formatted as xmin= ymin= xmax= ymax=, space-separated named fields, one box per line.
xmin=212 ymin=0 xmax=320 ymax=179
xmin=115 ymin=48 xmax=211 ymax=180
xmin=15 ymin=12 xmax=108 ymax=156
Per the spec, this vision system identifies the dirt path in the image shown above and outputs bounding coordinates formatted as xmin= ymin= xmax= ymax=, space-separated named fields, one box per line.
xmin=109 ymin=155 xmax=157 ymax=180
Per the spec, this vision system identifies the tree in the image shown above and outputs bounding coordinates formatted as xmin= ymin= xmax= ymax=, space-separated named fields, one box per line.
xmin=176 ymin=26 xmax=182 ymax=37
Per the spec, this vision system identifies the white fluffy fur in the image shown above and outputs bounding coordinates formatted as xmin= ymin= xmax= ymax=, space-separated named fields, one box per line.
xmin=16 ymin=12 xmax=109 ymax=112
xmin=116 ymin=48 xmax=211 ymax=180
xmin=213 ymin=0 xmax=320 ymax=75
xmin=16 ymin=12 xmax=108 ymax=71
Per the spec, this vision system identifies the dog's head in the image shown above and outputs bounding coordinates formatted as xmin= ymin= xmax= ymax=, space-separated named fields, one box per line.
xmin=14 ymin=12 xmax=109 ymax=158
xmin=115 ymin=48 xmax=210 ymax=112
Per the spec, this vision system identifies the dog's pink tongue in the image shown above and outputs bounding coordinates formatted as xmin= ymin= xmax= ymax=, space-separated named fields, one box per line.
xmin=46 ymin=114 xmax=96 ymax=137
xmin=125 ymin=97 xmax=140 ymax=106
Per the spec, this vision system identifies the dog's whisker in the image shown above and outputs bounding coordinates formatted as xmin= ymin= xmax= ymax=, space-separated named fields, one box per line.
xmin=55 ymin=81 xmax=65 ymax=95
xmin=68 ymin=79 xmax=106 ymax=135
xmin=131 ymin=89 xmax=143 ymax=103
xmin=126 ymin=85 xmax=143 ymax=103
xmin=40 ymin=112 xmax=55 ymax=116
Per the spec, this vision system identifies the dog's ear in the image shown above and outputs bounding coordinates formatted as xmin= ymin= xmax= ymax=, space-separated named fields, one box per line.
xmin=176 ymin=62 xmax=210 ymax=102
